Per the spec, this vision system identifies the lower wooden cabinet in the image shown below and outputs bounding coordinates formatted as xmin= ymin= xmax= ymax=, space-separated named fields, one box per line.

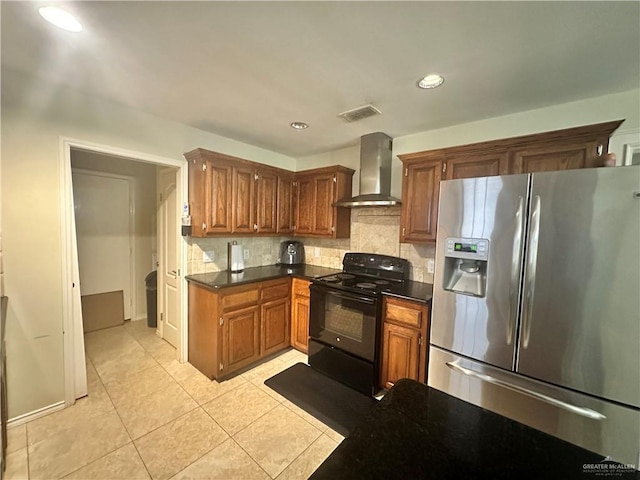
xmin=223 ymin=305 xmax=260 ymax=376
xmin=290 ymin=278 xmax=310 ymax=353
xmin=261 ymin=297 xmax=291 ymax=357
xmin=188 ymin=277 xmax=291 ymax=380
xmin=379 ymin=296 xmax=430 ymax=390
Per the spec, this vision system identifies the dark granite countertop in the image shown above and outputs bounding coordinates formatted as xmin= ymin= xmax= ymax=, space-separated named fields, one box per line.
xmin=186 ymin=265 xmax=433 ymax=303
xmin=310 ymin=379 xmax=639 ymax=480
xmin=381 ymin=280 xmax=432 ymax=305
xmin=185 ymin=264 xmax=342 ymax=289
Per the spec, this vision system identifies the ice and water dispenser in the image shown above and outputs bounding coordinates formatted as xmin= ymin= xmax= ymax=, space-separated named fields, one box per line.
xmin=442 ymin=237 xmax=489 ymax=297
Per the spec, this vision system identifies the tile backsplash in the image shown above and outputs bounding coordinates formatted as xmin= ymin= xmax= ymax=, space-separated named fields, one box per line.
xmin=187 ymin=207 xmax=435 ymax=284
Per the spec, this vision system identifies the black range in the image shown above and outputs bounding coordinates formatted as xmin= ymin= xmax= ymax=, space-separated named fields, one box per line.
xmin=308 ymin=253 xmax=430 ymax=397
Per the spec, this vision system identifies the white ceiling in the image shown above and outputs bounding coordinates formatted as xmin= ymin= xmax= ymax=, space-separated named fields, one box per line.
xmin=2 ymin=1 xmax=639 ymax=157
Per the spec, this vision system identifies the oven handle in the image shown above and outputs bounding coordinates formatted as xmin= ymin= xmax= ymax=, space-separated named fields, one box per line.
xmin=325 ymin=290 xmax=376 ymax=305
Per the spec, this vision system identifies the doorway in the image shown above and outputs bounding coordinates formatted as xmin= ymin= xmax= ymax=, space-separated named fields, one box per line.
xmin=60 ymin=139 xmax=187 ymax=406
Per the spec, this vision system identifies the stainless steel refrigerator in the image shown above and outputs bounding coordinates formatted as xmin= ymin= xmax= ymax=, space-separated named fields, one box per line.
xmin=428 ymin=165 xmax=640 ymax=466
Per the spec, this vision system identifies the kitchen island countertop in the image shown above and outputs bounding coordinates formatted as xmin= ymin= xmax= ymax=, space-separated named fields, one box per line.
xmin=310 ymin=379 xmax=638 ymax=480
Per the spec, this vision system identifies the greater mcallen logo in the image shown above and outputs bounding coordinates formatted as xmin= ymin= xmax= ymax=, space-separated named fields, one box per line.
xmin=582 ymin=456 xmax=637 ymax=476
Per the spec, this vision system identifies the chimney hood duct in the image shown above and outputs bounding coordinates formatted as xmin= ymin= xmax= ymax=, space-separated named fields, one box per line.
xmin=334 ymin=132 xmax=401 ymax=207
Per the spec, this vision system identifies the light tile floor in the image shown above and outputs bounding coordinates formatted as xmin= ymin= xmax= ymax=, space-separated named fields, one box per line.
xmin=6 ymin=320 xmax=343 ymax=480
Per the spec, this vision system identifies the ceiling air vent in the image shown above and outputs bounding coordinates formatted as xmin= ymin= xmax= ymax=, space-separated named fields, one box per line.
xmin=338 ymin=104 xmax=381 ymax=123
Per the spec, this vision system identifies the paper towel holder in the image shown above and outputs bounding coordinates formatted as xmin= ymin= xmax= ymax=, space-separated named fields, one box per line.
xmin=227 ymin=241 xmax=245 ymax=273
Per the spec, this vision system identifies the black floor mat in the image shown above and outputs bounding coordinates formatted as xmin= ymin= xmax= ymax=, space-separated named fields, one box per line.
xmin=264 ymin=362 xmax=377 ymax=437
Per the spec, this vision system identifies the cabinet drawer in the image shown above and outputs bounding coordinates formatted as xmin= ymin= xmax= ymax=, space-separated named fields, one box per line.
xmin=292 ymin=278 xmax=310 ymax=297
xmin=261 ymin=278 xmax=290 ymax=302
xmin=221 ymin=285 xmax=259 ymax=311
xmin=383 ymin=297 xmax=425 ymax=329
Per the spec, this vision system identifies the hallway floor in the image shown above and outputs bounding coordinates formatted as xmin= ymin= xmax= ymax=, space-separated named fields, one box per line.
xmin=6 ymin=321 xmax=342 ymax=479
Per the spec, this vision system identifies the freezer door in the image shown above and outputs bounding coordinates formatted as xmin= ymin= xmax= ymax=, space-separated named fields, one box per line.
xmin=432 ymin=174 xmax=529 ymax=370
xmin=428 ymin=346 xmax=640 ymax=466
xmin=517 ymin=166 xmax=640 ymax=409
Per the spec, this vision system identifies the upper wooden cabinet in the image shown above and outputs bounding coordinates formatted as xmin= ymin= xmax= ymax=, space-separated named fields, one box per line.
xmin=399 ymin=120 xmax=623 ymax=244
xmin=185 ymin=148 xmax=353 ymax=238
xmin=276 ymin=173 xmax=294 ymax=234
xmin=444 ymin=151 xmax=509 ymax=180
xmin=232 ymin=165 xmax=256 ymax=234
xmin=293 ymin=166 xmax=354 ymax=239
xmin=400 ymin=157 xmax=441 ymax=243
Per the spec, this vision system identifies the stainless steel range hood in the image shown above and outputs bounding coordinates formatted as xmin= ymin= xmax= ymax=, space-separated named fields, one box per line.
xmin=334 ymin=132 xmax=401 ymax=207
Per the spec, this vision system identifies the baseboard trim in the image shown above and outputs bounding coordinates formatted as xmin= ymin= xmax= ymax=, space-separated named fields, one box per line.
xmin=8 ymin=400 xmax=66 ymax=427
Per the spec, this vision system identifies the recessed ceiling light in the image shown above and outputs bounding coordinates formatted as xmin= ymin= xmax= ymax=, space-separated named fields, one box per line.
xmin=39 ymin=6 xmax=83 ymax=32
xmin=290 ymin=122 xmax=309 ymax=130
xmin=417 ymin=74 xmax=444 ymax=89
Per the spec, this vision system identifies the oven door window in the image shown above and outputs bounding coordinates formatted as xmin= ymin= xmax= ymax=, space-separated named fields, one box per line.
xmin=310 ymin=287 xmax=377 ymax=362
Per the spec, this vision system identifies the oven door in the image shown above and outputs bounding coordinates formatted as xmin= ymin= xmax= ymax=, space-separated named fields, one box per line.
xmin=309 ymin=284 xmax=378 ymax=362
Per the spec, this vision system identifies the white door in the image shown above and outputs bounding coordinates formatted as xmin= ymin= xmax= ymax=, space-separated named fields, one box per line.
xmin=73 ymin=171 xmax=133 ymax=320
xmin=158 ymin=168 xmax=179 ymax=347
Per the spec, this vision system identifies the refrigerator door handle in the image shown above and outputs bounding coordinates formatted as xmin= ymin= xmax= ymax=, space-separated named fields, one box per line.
xmin=507 ymin=196 xmax=525 ymax=345
xmin=522 ymin=194 xmax=541 ymax=348
xmin=445 ymin=361 xmax=607 ymax=420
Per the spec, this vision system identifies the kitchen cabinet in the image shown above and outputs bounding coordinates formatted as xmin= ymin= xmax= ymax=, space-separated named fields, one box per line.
xmin=260 ymin=278 xmax=291 ymax=356
xmin=399 ymin=120 xmax=623 ymax=244
xmin=290 ymin=278 xmax=310 ymax=353
xmin=232 ymin=165 xmax=256 ymax=233
xmin=188 ymin=278 xmax=291 ymax=380
xmin=509 ymin=139 xmax=606 ymax=174
xmin=443 ymin=151 xmax=509 ymax=180
xmin=294 ymin=166 xmax=354 ymax=238
xmin=276 ymin=173 xmax=294 ymax=233
xmin=255 ymin=168 xmax=278 ymax=233
xmin=399 ymin=157 xmax=441 ymax=243
xmin=379 ymin=296 xmax=430 ymax=390
xmin=185 ymin=148 xmax=353 ymax=238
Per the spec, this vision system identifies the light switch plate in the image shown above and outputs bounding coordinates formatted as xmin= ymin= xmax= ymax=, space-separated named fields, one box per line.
xmin=244 ymin=249 xmax=250 ymax=260
xmin=203 ymin=250 xmax=215 ymax=263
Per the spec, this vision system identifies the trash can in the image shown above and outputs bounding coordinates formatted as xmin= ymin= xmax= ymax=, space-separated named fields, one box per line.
xmin=145 ymin=270 xmax=158 ymax=328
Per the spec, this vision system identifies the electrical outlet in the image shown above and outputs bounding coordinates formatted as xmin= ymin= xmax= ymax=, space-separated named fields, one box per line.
xmin=314 ymin=247 xmax=321 ymax=258
xmin=203 ymin=250 xmax=215 ymax=263
xmin=426 ymin=258 xmax=435 ymax=274
xmin=243 ymin=249 xmax=250 ymax=260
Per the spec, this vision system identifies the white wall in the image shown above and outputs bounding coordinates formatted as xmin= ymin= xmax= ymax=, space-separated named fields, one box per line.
xmin=0 ymin=68 xmax=295 ymax=419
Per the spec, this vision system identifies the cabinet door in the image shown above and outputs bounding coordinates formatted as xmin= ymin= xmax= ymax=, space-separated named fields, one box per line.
xmin=222 ymin=305 xmax=260 ymax=376
xmin=294 ymin=176 xmax=314 ymax=235
xmin=232 ymin=166 xmax=256 ymax=233
xmin=444 ymin=152 xmax=509 ymax=180
xmin=313 ymin=174 xmax=335 ymax=235
xmin=380 ymin=322 xmax=421 ymax=389
xmin=204 ymin=160 xmax=233 ymax=234
xmin=400 ymin=159 xmax=442 ymax=243
xmin=291 ymin=279 xmax=310 ymax=353
xmin=277 ymin=175 xmax=294 ymax=233
xmin=256 ymin=170 xmax=278 ymax=233
xmin=261 ymin=298 xmax=291 ymax=357
xmin=509 ymin=139 xmax=604 ymax=174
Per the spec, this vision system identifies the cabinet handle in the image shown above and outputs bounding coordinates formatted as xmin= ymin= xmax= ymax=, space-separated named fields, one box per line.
xmin=442 ymin=162 xmax=447 ymax=174
xmin=404 ymin=168 xmax=408 ymax=177
xmin=402 ymin=227 xmax=406 ymax=236
xmin=254 ymin=224 xmax=258 ymax=231
xmin=596 ymin=144 xmax=604 ymax=156
xmin=219 ymin=362 xmax=224 ymax=371
xmin=219 ymin=317 xmax=223 ymax=326
xmin=202 ymin=222 xmax=207 ymax=230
